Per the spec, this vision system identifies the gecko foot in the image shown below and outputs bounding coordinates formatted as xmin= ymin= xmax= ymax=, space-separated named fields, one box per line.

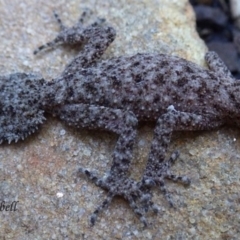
xmin=78 ymin=167 xmax=159 ymax=227
xmin=33 ymin=10 xmax=107 ymax=55
xmin=142 ymin=151 xmax=191 ymax=208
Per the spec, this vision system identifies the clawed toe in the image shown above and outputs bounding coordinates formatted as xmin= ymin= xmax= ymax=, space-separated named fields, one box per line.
xmin=166 ymin=174 xmax=191 ymax=186
xmin=141 ymin=150 xmax=191 ymax=209
xmin=90 ymin=192 xmax=114 ymax=226
xmin=79 ymin=148 xmax=190 ymax=226
xmin=78 ymin=167 xmax=159 ymax=226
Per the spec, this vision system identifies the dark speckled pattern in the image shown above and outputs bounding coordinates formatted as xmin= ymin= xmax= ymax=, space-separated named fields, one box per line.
xmin=1 ymin=11 xmax=240 ymax=226
xmin=0 ymin=73 xmax=46 ymax=143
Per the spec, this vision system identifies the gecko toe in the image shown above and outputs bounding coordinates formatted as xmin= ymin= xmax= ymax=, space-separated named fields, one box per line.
xmin=78 ymin=167 xmax=158 ymax=225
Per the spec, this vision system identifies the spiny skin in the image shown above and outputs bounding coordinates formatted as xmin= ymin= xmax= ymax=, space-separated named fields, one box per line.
xmin=1 ymin=11 xmax=240 ymax=226
xmin=0 ymin=73 xmax=46 ymax=144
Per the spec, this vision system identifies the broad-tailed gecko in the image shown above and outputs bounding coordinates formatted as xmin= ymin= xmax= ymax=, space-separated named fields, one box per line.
xmin=0 ymin=10 xmax=238 ymax=226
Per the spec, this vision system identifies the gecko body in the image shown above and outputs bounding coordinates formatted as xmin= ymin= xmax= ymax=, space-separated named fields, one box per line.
xmin=0 ymin=11 xmax=239 ymax=226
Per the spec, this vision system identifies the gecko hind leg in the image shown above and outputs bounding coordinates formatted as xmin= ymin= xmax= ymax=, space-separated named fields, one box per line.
xmin=55 ymin=104 xmax=158 ymax=225
xmin=52 ymin=11 xmax=67 ymax=31
xmin=79 ymin=167 xmax=156 ymax=227
xmin=33 ymin=10 xmax=110 ymax=55
xmin=33 ymin=11 xmax=116 ymax=70
xmin=53 ymin=8 xmax=93 ymax=31
xmin=33 ymin=11 xmax=84 ymax=54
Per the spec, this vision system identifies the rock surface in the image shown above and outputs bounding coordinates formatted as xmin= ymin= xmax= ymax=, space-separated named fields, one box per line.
xmin=0 ymin=0 xmax=239 ymax=239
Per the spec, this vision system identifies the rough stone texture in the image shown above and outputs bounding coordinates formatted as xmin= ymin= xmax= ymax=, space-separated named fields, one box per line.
xmin=0 ymin=0 xmax=239 ymax=239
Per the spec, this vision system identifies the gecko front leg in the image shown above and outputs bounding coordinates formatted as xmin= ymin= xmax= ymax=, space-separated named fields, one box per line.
xmin=141 ymin=107 xmax=224 ymax=208
xmin=205 ymin=51 xmax=232 ymax=78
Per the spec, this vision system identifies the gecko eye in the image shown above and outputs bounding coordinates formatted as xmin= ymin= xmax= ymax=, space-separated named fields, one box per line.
xmin=0 ymin=73 xmax=46 ymax=144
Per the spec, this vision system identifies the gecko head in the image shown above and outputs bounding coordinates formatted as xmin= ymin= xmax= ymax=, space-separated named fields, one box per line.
xmin=0 ymin=72 xmax=47 ymax=144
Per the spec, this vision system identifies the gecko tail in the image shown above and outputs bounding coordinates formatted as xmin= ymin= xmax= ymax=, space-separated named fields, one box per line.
xmin=0 ymin=73 xmax=47 ymax=144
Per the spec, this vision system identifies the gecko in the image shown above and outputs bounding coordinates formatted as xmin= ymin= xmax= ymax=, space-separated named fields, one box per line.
xmin=0 ymin=10 xmax=239 ymax=226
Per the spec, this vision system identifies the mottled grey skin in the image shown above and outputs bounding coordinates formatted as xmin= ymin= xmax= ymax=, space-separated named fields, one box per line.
xmin=1 ymin=11 xmax=239 ymax=226
xmin=0 ymin=73 xmax=46 ymax=143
